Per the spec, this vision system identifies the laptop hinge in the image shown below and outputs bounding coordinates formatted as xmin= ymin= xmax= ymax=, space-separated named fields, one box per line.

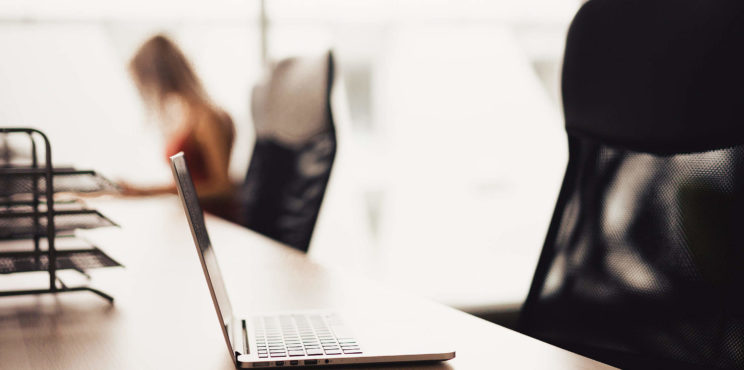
xmin=232 ymin=317 xmax=248 ymax=359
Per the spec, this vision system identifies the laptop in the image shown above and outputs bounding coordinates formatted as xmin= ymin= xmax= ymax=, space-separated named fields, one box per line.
xmin=170 ymin=152 xmax=455 ymax=368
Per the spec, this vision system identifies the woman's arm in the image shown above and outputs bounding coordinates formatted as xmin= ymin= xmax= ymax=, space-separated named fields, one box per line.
xmin=116 ymin=106 xmax=233 ymax=199
xmin=117 ymin=180 xmax=176 ymax=196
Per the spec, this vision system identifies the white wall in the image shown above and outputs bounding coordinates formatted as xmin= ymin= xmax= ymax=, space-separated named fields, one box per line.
xmin=0 ymin=0 xmax=581 ymax=309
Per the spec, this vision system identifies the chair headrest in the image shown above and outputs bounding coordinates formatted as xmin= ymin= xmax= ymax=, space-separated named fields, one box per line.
xmin=563 ymin=0 xmax=744 ymax=154
xmin=252 ymin=51 xmax=335 ymax=147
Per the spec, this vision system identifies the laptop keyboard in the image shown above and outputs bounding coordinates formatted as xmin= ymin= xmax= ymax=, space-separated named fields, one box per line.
xmin=253 ymin=314 xmax=362 ymax=358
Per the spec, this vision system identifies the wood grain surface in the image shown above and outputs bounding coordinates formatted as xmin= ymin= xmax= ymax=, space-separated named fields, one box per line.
xmin=0 ymin=196 xmax=612 ymax=369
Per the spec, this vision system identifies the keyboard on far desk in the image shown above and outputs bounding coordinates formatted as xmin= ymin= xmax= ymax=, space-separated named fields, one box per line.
xmin=252 ymin=314 xmax=362 ymax=359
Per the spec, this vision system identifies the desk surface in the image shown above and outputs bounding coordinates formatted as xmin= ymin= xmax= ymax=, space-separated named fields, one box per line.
xmin=0 ymin=196 xmax=611 ymax=369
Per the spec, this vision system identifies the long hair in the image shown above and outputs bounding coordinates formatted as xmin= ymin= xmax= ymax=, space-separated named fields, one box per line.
xmin=129 ymin=34 xmax=210 ymax=112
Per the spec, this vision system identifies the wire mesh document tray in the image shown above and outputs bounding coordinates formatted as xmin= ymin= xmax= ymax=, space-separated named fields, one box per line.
xmin=0 ymin=127 xmax=121 ymax=302
xmin=0 ymin=167 xmax=119 ymax=197
xmin=0 ymin=247 xmax=122 ymax=274
xmin=0 ymin=208 xmax=117 ymax=239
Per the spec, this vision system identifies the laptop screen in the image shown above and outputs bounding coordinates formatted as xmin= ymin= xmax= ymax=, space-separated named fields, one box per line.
xmin=170 ymin=152 xmax=236 ymax=354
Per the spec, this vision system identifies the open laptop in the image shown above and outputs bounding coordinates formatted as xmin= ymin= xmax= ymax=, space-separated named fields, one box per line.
xmin=170 ymin=152 xmax=455 ymax=368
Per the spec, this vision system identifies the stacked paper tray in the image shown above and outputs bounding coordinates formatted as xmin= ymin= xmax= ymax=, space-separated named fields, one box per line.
xmin=0 ymin=167 xmax=119 ymax=198
xmin=0 ymin=205 xmax=118 ymax=240
xmin=0 ymin=248 xmax=121 ymax=274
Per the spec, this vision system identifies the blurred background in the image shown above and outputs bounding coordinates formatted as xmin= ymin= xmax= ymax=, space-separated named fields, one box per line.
xmin=0 ymin=0 xmax=581 ymax=322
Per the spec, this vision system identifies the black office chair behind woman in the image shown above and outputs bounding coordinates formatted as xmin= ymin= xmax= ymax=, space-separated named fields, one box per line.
xmin=237 ymin=51 xmax=337 ymax=253
xmin=520 ymin=0 xmax=744 ymax=369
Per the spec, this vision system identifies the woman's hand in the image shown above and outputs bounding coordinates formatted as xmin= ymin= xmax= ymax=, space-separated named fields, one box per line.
xmin=116 ymin=180 xmax=147 ymax=196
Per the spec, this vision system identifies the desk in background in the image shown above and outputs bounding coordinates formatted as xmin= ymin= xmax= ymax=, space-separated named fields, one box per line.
xmin=309 ymin=25 xmax=569 ymax=316
xmin=0 ymin=196 xmax=611 ymax=369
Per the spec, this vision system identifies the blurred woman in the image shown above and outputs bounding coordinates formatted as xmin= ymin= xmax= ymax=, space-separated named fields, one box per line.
xmin=124 ymin=34 xmax=235 ymax=215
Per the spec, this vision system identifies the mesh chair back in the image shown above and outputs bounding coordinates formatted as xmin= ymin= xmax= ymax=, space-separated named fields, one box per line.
xmin=238 ymin=51 xmax=336 ymax=252
xmin=521 ymin=1 xmax=744 ymax=368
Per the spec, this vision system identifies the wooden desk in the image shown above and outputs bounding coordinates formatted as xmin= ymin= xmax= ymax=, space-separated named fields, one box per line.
xmin=0 ymin=196 xmax=612 ymax=369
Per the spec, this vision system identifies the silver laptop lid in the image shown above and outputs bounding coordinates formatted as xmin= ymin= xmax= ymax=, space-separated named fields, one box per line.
xmin=170 ymin=152 xmax=236 ymax=359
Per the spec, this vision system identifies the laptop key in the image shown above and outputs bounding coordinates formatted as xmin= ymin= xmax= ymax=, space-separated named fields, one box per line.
xmin=252 ymin=314 xmax=362 ymax=359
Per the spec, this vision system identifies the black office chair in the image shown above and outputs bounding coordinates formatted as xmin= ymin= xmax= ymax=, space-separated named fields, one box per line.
xmin=519 ymin=1 xmax=744 ymax=369
xmin=237 ymin=51 xmax=337 ymax=253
